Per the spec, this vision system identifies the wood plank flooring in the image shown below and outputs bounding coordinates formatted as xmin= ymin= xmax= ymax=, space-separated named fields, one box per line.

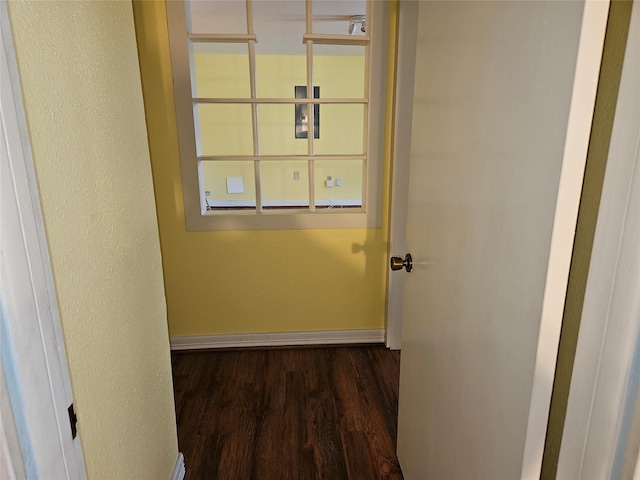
xmin=171 ymin=345 xmax=403 ymax=480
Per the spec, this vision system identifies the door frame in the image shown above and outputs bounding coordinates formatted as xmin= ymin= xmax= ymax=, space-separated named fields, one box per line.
xmin=386 ymin=0 xmax=609 ymax=475
xmin=385 ymin=0 xmax=418 ymax=350
xmin=520 ymin=2 xmax=609 ymax=476
xmin=558 ymin=1 xmax=640 ymax=476
xmin=1 ymin=1 xmax=86 ymax=476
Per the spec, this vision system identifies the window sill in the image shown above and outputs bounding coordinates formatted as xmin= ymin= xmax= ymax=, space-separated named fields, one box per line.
xmin=185 ymin=208 xmax=380 ymax=231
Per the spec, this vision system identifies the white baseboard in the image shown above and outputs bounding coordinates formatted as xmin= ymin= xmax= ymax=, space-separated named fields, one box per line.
xmin=170 ymin=329 xmax=385 ymax=350
xmin=171 ymin=452 xmax=185 ymax=480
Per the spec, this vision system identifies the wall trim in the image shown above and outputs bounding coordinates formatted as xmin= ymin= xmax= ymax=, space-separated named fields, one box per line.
xmin=170 ymin=329 xmax=386 ymax=350
xmin=171 ymin=453 xmax=185 ymax=480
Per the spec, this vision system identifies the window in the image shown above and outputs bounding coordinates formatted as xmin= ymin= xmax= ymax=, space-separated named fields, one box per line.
xmin=167 ymin=0 xmax=388 ymax=230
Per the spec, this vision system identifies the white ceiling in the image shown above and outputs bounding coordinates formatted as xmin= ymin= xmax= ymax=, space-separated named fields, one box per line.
xmin=187 ymin=0 xmax=366 ymax=54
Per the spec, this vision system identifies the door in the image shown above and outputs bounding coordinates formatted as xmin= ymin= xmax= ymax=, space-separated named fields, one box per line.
xmin=394 ymin=1 xmax=607 ymax=478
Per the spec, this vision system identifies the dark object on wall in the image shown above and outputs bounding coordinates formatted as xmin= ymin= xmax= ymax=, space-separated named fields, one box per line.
xmin=295 ymin=86 xmax=320 ymax=139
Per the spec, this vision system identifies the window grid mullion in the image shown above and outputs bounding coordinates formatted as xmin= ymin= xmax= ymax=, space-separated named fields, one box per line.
xmin=306 ymin=0 xmax=315 ymax=212
xmin=246 ymin=0 xmax=262 ymax=212
xmin=360 ymin=0 xmax=372 ymax=211
xmin=198 ymin=154 xmax=366 ymax=162
xmin=193 ymin=98 xmax=368 ymax=104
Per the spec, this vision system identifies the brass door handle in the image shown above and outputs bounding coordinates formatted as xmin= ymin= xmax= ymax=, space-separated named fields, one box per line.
xmin=390 ymin=253 xmax=413 ymax=272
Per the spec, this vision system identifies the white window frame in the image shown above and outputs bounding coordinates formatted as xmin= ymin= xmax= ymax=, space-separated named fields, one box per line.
xmin=166 ymin=0 xmax=388 ymax=231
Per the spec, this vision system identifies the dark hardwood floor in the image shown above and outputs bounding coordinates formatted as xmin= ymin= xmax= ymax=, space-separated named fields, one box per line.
xmin=171 ymin=345 xmax=403 ymax=480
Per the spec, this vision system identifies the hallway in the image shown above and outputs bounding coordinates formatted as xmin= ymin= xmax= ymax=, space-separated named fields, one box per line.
xmin=172 ymin=345 xmax=402 ymax=479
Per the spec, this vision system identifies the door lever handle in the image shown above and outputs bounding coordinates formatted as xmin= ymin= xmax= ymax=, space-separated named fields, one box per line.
xmin=390 ymin=253 xmax=413 ymax=272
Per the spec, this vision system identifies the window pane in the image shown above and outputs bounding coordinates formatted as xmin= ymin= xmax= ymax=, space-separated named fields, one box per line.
xmin=253 ymin=1 xmax=306 ymax=98
xmin=312 ymin=0 xmax=366 ymax=36
xmin=314 ymin=160 xmax=363 ymax=208
xmin=200 ymin=161 xmax=256 ymax=211
xmin=186 ymin=1 xmax=247 ymax=34
xmin=255 ymin=54 xmax=306 ymax=98
xmin=313 ymin=44 xmax=365 ymax=98
xmin=258 ymin=104 xmax=308 ymax=156
xmin=313 ymin=104 xmax=364 ymax=155
xmin=261 ymin=161 xmax=309 ymax=209
xmin=192 ymin=47 xmax=251 ymax=98
xmin=196 ymin=104 xmax=253 ymax=156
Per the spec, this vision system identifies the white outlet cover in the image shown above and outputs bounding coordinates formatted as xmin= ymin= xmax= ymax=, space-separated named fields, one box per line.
xmin=226 ymin=176 xmax=244 ymax=194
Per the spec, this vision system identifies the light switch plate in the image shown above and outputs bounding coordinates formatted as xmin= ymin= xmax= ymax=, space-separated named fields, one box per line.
xmin=226 ymin=177 xmax=244 ymax=194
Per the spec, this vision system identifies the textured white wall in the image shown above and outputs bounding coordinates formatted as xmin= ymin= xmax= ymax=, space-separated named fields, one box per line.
xmin=8 ymin=1 xmax=178 ymax=477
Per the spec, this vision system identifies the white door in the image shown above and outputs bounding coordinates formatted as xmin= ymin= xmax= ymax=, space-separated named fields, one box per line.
xmin=394 ymin=1 xmax=607 ymax=478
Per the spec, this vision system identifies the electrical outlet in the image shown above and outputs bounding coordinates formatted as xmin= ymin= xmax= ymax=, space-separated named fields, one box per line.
xmin=326 ymin=176 xmax=334 ymax=188
xmin=293 ymin=171 xmax=300 ymax=181
xmin=335 ymin=178 xmax=342 ymax=187
xmin=205 ymin=191 xmax=211 ymax=196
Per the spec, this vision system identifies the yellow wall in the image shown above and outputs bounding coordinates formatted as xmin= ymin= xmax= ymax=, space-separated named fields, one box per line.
xmin=133 ymin=0 xmax=391 ymax=338
xmin=8 ymin=1 xmax=178 ymax=478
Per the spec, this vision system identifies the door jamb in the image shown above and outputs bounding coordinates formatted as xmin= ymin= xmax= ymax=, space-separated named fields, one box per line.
xmin=520 ymin=1 xmax=610 ymax=477
xmin=557 ymin=1 xmax=640 ymax=475
xmin=385 ymin=0 xmax=419 ymax=350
